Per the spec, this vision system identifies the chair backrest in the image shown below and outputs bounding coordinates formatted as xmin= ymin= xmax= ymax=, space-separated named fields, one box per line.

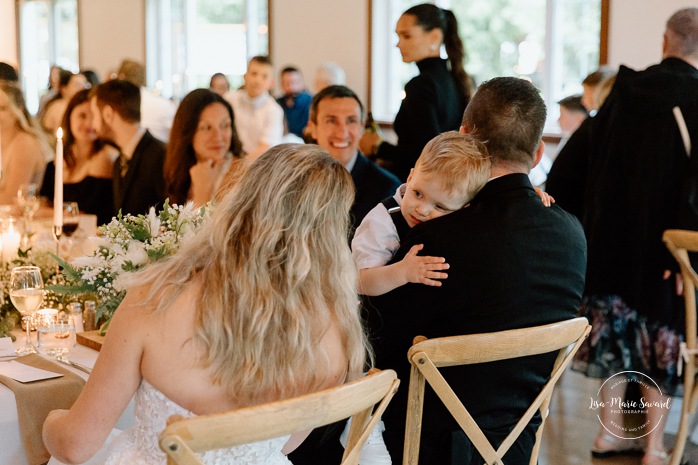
xmin=664 ymin=229 xmax=698 ymax=356
xmin=159 ymin=368 xmax=399 ymax=465
xmin=403 ymin=317 xmax=590 ymax=465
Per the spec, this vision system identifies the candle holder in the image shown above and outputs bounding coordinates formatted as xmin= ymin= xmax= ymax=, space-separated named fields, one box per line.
xmin=53 ymin=225 xmax=62 ymax=269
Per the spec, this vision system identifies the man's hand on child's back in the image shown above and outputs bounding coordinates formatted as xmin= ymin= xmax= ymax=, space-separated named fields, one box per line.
xmin=401 ymin=244 xmax=449 ymax=286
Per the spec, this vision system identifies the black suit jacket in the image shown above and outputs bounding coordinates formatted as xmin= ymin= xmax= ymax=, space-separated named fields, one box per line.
xmin=113 ymin=130 xmax=166 ymax=216
xmin=349 ymin=152 xmax=401 ymax=237
xmin=366 ymin=174 xmax=587 ymax=464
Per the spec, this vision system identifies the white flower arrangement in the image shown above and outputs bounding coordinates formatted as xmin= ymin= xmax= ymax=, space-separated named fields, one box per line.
xmin=53 ymin=200 xmax=212 ymax=331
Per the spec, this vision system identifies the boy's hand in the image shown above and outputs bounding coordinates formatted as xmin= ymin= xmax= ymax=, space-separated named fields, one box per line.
xmin=401 ymin=244 xmax=449 ymax=286
xmin=533 ymin=187 xmax=555 ymax=207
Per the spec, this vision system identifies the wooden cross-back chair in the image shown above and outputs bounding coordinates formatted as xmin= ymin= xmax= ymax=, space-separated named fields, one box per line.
xmin=663 ymin=229 xmax=698 ymax=465
xmin=159 ymin=368 xmax=399 ymax=465
xmin=402 ymin=316 xmax=591 ymax=465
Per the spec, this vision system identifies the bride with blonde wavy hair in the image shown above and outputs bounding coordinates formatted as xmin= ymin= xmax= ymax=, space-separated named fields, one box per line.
xmin=43 ymin=144 xmax=371 ymax=465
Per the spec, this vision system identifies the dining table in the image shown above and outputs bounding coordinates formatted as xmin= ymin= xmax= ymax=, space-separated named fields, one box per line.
xmin=0 ymin=328 xmax=135 ymax=465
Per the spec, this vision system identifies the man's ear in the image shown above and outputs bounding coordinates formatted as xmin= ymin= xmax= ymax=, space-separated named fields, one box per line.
xmin=308 ymin=120 xmax=318 ymax=140
xmin=459 ymin=125 xmax=468 ymax=135
xmin=102 ymin=105 xmax=114 ymax=124
xmin=531 ymin=140 xmax=545 ymax=169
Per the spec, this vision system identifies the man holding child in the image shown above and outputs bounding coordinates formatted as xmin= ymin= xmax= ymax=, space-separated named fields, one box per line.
xmin=366 ymin=77 xmax=587 ymax=465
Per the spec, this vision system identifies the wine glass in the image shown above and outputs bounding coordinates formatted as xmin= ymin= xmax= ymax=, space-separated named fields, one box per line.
xmin=62 ymin=202 xmax=80 ymax=256
xmin=10 ymin=266 xmax=44 ymax=355
xmin=17 ymin=183 xmax=40 ymax=233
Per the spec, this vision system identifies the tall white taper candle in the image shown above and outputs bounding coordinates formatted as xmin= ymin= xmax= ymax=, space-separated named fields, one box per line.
xmin=54 ymin=128 xmax=63 ymax=227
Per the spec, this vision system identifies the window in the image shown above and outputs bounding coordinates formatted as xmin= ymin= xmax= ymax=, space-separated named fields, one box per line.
xmin=146 ymin=0 xmax=269 ymax=100
xmin=370 ymin=0 xmax=602 ymax=132
xmin=18 ymin=0 xmax=79 ymax=113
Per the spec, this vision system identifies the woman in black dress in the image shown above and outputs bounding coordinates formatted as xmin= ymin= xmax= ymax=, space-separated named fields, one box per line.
xmin=359 ymin=3 xmax=473 ymax=181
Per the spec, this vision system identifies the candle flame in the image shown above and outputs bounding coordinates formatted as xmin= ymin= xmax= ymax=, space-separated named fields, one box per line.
xmin=56 ymin=127 xmax=63 ymax=139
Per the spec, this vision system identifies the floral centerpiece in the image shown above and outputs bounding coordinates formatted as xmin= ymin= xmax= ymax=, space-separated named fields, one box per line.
xmin=52 ymin=200 xmax=212 ymax=332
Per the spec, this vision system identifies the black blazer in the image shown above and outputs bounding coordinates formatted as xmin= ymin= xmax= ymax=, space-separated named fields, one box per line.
xmin=112 ymin=130 xmax=166 ymax=216
xmin=349 ymin=152 xmax=401 ymax=238
xmin=366 ymin=174 xmax=587 ymax=464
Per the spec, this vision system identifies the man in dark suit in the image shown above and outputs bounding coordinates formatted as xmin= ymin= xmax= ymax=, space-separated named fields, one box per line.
xmin=307 ymin=85 xmax=401 ymax=238
xmin=367 ymin=77 xmax=587 ymax=465
xmin=90 ymin=79 xmax=166 ymax=217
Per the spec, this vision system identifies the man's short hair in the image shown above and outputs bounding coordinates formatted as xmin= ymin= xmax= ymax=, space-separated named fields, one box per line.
xmin=118 ymin=59 xmax=146 ymax=88
xmin=461 ymin=77 xmax=546 ymax=170
xmin=0 ymin=62 xmax=18 ymax=82
xmin=249 ymin=56 xmax=272 ymax=67
xmin=309 ymin=85 xmax=364 ymax=123
xmin=558 ymin=95 xmax=588 ymax=115
xmin=91 ymin=79 xmax=141 ymax=123
xmin=281 ymin=66 xmax=300 ymax=76
xmin=415 ymin=131 xmax=491 ymax=204
xmin=666 ymin=8 xmax=698 ymax=59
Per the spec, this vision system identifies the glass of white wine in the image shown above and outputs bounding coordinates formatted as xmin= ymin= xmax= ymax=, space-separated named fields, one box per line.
xmin=10 ymin=266 xmax=44 ymax=355
xmin=17 ymin=183 xmax=40 ymax=236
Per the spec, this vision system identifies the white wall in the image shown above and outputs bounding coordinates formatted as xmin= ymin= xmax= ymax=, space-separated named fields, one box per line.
xmin=608 ymin=0 xmax=698 ymax=70
xmin=79 ymin=0 xmax=146 ymax=80
xmin=0 ymin=0 xmax=18 ymax=67
xmin=270 ymin=0 xmax=369 ymax=104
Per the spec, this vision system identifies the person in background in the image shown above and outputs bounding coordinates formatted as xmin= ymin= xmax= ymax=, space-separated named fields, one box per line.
xmin=41 ymin=70 xmax=87 ymax=138
xmin=359 ymin=3 xmax=474 ymax=181
xmin=37 ymin=65 xmax=62 ymax=117
xmin=90 ymin=79 xmax=166 ymax=216
xmin=0 ymin=62 xmax=19 ymax=83
xmin=557 ymin=95 xmax=588 ymax=136
xmin=40 ymin=89 xmax=118 ymax=226
xmin=43 ymin=144 xmax=370 ymax=465
xmin=314 ymin=62 xmax=346 ymax=93
xmin=117 ymin=59 xmax=176 ymax=143
xmin=82 ymin=69 xmax=100 ymax=89
xmin=0 ymin=81 xmax=50 ymax=204
xmin=164 ymin=88 xmax=244 ymax=206
xmin=224 ymin=56 xmax=284 ymax=160
xmin=209 ymin=73 xmax=230 ymax=97
xmin=306 ymin=85 xmax=401 ymax=238
xmin=580 ymin=66 xmax=615 ymax=115
xmin=277 ymin=66 xmax=312 ymax=138
xmin=556 ymin=9 xmax=698 ymax=465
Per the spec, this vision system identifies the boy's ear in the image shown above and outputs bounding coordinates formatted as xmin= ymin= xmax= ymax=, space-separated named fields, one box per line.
xmin=406 ymin=168 xmax=414 ymax=183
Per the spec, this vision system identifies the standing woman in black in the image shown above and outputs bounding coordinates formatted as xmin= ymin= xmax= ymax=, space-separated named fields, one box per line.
xmin=360 ymin=3 xmax=473 ymax=181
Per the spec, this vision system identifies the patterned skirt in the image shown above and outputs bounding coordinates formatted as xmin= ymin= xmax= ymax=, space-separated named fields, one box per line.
xmin=572 ymin=294 xmax=683 ymax=396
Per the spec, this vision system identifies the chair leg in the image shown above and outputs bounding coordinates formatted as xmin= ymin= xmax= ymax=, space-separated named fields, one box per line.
xmin=403 ymin=365 xmax=425 ymax=465
xmin=670 ymin=369 xmax=695 ymax=465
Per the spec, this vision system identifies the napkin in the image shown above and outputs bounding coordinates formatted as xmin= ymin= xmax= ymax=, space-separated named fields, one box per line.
xmin=0 ymin=354 xmax=86 ymax=465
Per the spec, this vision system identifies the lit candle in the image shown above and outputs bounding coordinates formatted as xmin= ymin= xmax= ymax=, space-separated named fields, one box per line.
xmin=54 ymin=128 xmax=63 ymax=228
xmin=2 ymin=219 xmax=21 ymax=262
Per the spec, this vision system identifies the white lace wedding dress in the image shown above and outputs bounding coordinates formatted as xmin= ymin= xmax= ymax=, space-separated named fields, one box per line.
xmin=104 ymin=379 xmax=292 ymax=465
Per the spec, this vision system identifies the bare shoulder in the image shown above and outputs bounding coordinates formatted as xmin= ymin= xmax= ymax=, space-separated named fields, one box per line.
xmin=87 ymin=146 xmax=117 ymax=178
xmin=11 ymin=132 xmax=44 ymax=159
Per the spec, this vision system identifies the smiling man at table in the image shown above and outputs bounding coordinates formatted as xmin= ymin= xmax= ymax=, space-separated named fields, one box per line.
xmin=365 ymin=77 xmax=587 ymax=465
xmin=90 ymin=79 xmax=166 ymax=217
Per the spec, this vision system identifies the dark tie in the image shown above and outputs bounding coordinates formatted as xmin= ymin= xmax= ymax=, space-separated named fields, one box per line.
xmin=119 ymin=152 xmax=129 ymax=178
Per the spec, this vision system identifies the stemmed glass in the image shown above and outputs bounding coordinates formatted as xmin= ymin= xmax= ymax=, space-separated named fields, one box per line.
xmin=17 ymin=183 xmax=40 ymax=238
xmin=10 ymin=266 xmax=44 ymax=355
xmin=62 ymin=202 xmax=80 ymax=257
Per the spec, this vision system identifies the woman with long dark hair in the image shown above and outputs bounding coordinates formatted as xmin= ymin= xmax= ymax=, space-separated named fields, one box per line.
xmin=164 ymin=89 xmax=244 ymax=206
xmin=360 ymin=3 xmax=473 ymax=181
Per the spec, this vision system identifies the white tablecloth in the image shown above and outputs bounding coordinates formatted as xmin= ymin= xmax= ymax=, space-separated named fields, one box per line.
xmin=0 ymin=328 xmax=135 ymax=465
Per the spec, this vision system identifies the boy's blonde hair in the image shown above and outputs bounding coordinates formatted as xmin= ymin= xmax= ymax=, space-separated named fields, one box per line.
xmin=414 ymin=131 xmax=491 ymax=204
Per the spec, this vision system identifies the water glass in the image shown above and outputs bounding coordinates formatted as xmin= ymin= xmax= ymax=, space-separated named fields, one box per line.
xmin=37 ymin=318 xmax=76 ymax=357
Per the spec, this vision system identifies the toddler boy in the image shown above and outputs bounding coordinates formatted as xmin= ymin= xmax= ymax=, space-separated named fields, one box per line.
xmin=352 ymin=131 xmax=491 ymax=296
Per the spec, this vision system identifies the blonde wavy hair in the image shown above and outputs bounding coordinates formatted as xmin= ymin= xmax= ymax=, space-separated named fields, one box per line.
xmin=138 ymin=144 xmax=370 ymax=405
xmin=0 ymin=81 xmax=52 ymax=159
